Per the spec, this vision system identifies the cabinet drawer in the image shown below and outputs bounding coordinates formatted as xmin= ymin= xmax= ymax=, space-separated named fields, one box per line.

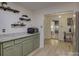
xmin=15 ymin=37 xmax=33 ymax=44
xmin=26 ymin=36 xmax=34 ymax=40
xmin=3 ymin=41 xmax=14 ymax=48
xmin=15 ymin=38 xmax=26 ymax=44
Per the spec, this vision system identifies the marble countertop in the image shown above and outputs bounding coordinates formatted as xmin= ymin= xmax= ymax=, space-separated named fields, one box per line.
xmin=0 ymin=32 xmax=39 ymax=42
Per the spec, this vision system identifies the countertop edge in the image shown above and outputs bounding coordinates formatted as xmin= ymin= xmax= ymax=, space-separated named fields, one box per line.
xmin=0 ymin=33 xmax=40 ymax=43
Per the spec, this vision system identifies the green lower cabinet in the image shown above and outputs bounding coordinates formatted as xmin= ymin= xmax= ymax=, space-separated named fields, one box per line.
xmin=23 ymin=39 xmax=33 ymax=56
xmin=33 ymin=36 xmax=40 ymax=50
xmin=0 ymin=34 xmax=40 ymax=56
xmin=14 ymin=43 xmax=22 ymax=56
xmin=33 ymin=39 xmax=39 ymax=50
xmin=3 ymin=46 xmax=15 ymax=56
xmin=3 ymin=43 xmax=22 ymax=56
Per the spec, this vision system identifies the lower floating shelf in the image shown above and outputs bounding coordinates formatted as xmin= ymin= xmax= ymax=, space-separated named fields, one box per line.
xmin=11 ymin=23 xmax=26 ymax=28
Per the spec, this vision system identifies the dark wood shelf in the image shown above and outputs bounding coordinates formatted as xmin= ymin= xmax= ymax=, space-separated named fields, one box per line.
xmin=19 ymin=18 xmax=31 ymax=21
xmin=22 ymin=15 xmax=28 ymax=17
xmin=0 ymin=6 xmax=20 ymax=13
xmin=11 ymin=23 xmax=26 ymax=27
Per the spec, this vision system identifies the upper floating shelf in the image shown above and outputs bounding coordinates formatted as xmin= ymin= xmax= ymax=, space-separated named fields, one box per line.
xmin=19 ymin=18 xmax=31 ymax=21
xmin=0 ymin=6 xmax=20 ymax=13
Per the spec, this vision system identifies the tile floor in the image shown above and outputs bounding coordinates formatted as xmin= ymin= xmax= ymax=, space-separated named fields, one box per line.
xmin=32 ymin=39 xmax=74 ymax=56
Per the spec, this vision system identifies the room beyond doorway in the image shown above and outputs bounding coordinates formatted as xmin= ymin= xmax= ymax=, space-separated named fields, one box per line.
xmin=43 ymin=11 xmax=76 ymax=55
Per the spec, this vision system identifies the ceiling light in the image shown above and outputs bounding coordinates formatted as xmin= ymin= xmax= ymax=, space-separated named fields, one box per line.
xmin=73 ymin=14 xmax=76 ymax=17
xmin=58 ymin=16 xmax=61 ymax=18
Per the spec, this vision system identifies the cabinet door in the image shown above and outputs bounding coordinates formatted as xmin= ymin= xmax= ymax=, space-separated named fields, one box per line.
xmin=3 ymin=46 xmax=15 ymax=56
xmin=3 ymin=42 xmax=22 ymax=56
xmin=23 ymin=39 xmax=33 ymax=56
xmin=33 ymin=36 xmax=40 ymax=50
xmin=14 ymin=43 xmax=22 ymax=56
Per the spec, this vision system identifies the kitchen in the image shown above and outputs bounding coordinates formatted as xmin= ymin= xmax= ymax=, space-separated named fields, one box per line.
xmin=0 ymin=2 xmax=40 ymax=56
xmin=0 ymin=2 xmax=79 ymax=56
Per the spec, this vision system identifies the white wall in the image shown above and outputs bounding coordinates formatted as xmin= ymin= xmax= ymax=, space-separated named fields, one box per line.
xmin=0 ymin=2 xmax=34 ymax=34
xmin=32 ymin=3 xmax=77 ymax=48
xmin=44 ymin=15 xmax=51 ymax=39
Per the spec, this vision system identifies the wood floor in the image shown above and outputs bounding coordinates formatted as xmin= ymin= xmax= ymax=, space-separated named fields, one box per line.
xmin=32 ymin=39 xmax=74 ymax=56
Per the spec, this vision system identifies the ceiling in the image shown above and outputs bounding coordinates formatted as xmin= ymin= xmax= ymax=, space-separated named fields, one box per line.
xmin=15 ymin=2 xmax=77 ymax=11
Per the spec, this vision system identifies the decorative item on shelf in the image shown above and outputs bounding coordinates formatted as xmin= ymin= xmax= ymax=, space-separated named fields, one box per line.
xmin=0 ymin=2 xmax=20 ymax=13
xmin=11 ymin=21 xmax=26 ymax=27
xmin=2 ymin=29 xmax=6 ymax=33
xmin=19 ymin=14 xmax=31 ymax=21
xmin=1 ymin=2 xmax=7 ymax=7
xmin=20 ymin=23 xmax=26 ymax=26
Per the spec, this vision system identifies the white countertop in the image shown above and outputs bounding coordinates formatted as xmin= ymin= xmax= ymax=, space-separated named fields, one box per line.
xmin=0 ymin=32 xmax=39 ymax=42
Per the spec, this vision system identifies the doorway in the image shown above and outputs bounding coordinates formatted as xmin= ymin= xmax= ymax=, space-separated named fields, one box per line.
xmin=43 ymin=11 xmax=76 ymax=55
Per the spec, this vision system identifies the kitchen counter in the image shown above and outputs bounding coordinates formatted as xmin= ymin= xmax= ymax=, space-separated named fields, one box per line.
xmin=0 ymin=32 xmax=39 ymax=43
xmin=0 ymin=32 xmax=40 ymax=56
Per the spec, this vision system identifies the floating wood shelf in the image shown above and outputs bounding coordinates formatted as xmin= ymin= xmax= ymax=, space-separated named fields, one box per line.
xmin=0 ymin=6 xmax=20 ymax=13
xmin=11 ymin=23 xmax=26 ymax=27
xmin=22 ymin=15 xmax=28 ymax=17
xmin=19 ymin=18 xmax=31 ymax=21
